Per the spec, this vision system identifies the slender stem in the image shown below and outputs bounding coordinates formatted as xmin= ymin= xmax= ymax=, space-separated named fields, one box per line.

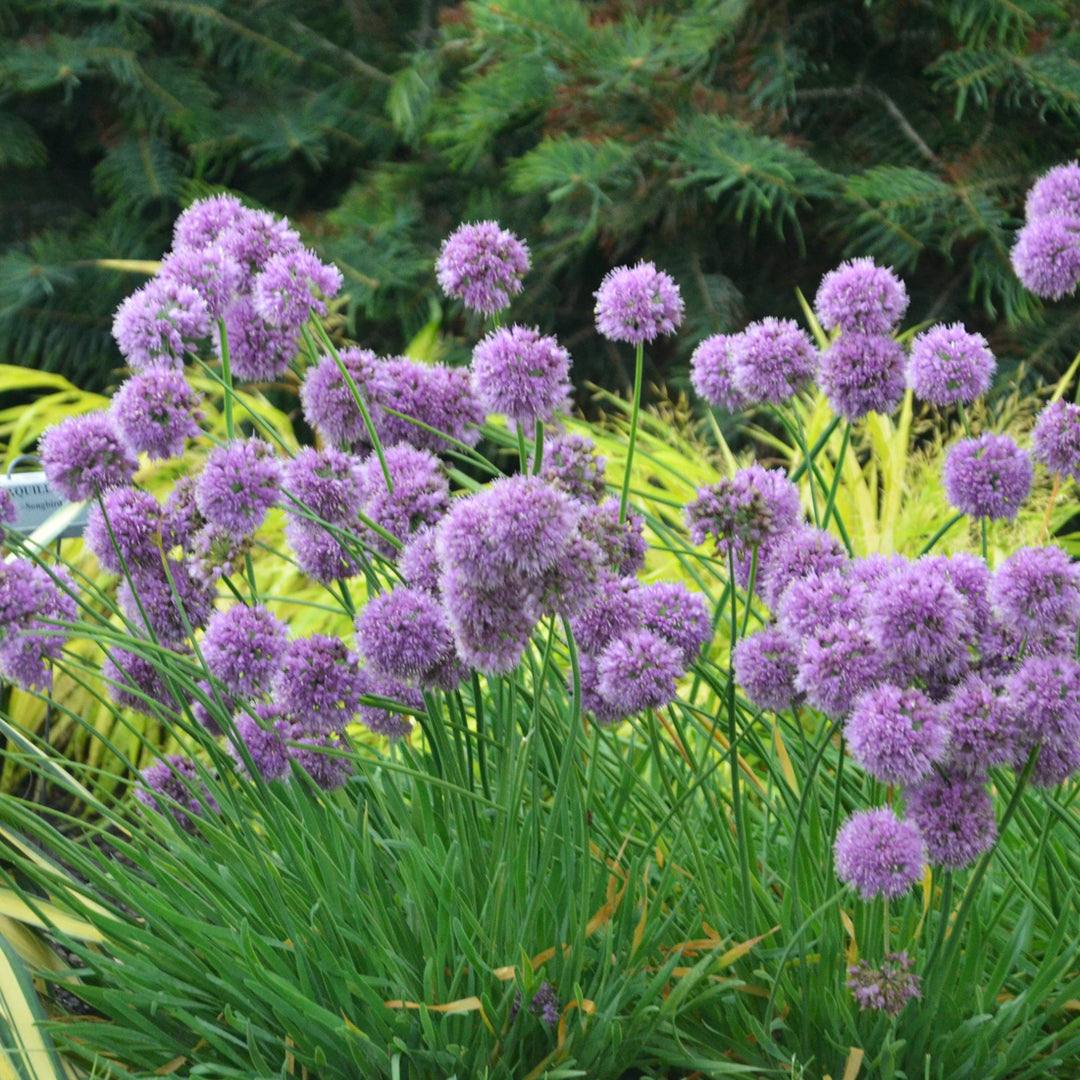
xmin=918 ymin=514 xmax=964 ymax=556
xmin=794 ymin=409 xmax=820 ymax=527
xmin=789 ymin=416 xmax=841 ymax=484
xmin=531 ymin=420 xmax=545 ymax=476
xmin=619 ymin=342 xmax=645 ymax=524
xmin=821 ymin=421 xmax=851 ymax=531
xmin=728 ymin=548 xmax=753 ymax=933
xmin=957 ymin=402 xmax=973 ymax=438
xmin=216 ymin=317 xmax=235 ymax=440
xmin=516 ymin=422 xmax=528 ymax=474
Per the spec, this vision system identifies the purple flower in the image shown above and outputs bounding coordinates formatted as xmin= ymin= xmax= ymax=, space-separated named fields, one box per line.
xmin=172 ymin=194 xmax=250 ymax=251
xmin=299 ymin=347 xmax=379 ymax=448
xmin=84 ymin=488 xmax=163 ymax=575
xmin=905 ymin=773 xmax=997 ymax=870
xmin=439 ymin=565 xmax=537 ymax=674
xmin=217 ymin=208 xmax=302 ymax=283
xmin=942 ymin=432 xmax=1033 ymax=521
xmin=252 ymin=249 xmax=342 ymax=330
xmin=1005 ymin=654 xmax=1080 ymax=747
xmin=187 ymin=522 xmax=252 ymax=586
xmin=846 ymin=684 xmax=949 ymax=785
xmin=907 ymin=323 xmax=996 ymax=406
xmin=937 ymin=552 xmax=993 ymax=636
xmin=370 ymin=358 xmax=484 ymax=453
xmin=631 ymin=581 xmax=712 ymax=665
xmin=215 ymin=296 xmax=300 ymax=383
xmin=1031 ymin=398 xmax=1080 ymax=482
xmin=283 ymin=446 xmax=364 ymax=524
xmin=118 ymin=558 xmax=216 ymax=646
xmin=732 ymin=626 xmax=800 ymax=712
xmin=814 ymin=257 xmax=910 ymax=334
xmin=864 ymin=558 xmax=973 ymax=687
xmin=834 ymin=808 xmax=924 ymax=900
xmin=570 ymin=575 xmax=640 ymax=656
xmin=577 ymin=652 xmax=627 ymax=726
xmin=284 ymin=517 xmax=361 ymax=585
xmin=796 ymin=619 xmax=884 ymax=718
xmin=112 ymin=278 xmax=211 ymax=371
xmin=195 ymin=438 xmax=282 ymax=537
xmin=436 ymin=220 xmax=530 ymax=316
xmin=357 ymin=444 xmax=450 ymax=557
xmin=0 ymin=564 xmax=76 ymax=690
xmin=943 ymin=674 xmax=1014 ymax=776
xmin=158 ymin=245 xmax=243 ymax=319
xmin=817 ymin=333 xmax=907 ymax=422
xmin=471 ymin=325 xmax=571 ymax=426
xmin=759 ymin=524 xmax=849 ymax=611
xmin=1011 ymin=214 xmax=1080 ymax=301
xmin=689 ymin=334 xmax=748 ymax=413
xmin=135 ymin=754 xmax=217 ymax=831
xmin=847 ymin=952 xmax=921 ymax=1017
xmin=111 ymin=366 xmax=202 ymax=460
xmin=530 ymin=532 xmax=606 ymax=619
xmin=729 ymin=318 xmax=818 ymax=406
xmin=528 ymin=981 xmax=560 ymax=1030
xmin=357 ymin=668 xmax=425 ymax=740
xmin=160 ymin=475 xmax=205 ymax=549
xmin=777 ymin=568 xmax=867 ymax=641
xmin=686 ymin=465 xmax=802 ymax=554
xmin=232 ymin=711 xmax=291 ymax=781
xmin=1025 ymin=161 xmax=1080 ymax=220
xmin=286 ymin=729 xmax=353 ymax=790
xmin=594 ymin=628 xmax=684 ymax=715
xmin=593 ymin=261 xmax=684 ymax=345
xmin=355 ymin=586 xmax=455 ymax=681
xmin=988 ymin=545 xmax=1080 ymax=640
xmin=103 ymin=646 xmax=180 ymax=717
xmin=40 ymin=411 xmax=139 ymax=502
xmin=202 ymin=604 xmax=288 ymax=699
xmin=272 ymin=634 xmax=364 ymax=734
xmin=398 ymin=528 xmax=442 ymax=595
xmin=577 ymin=498 xmax=647 ymax=577
xmin=532 ymin=431 xmax=607 ymax=503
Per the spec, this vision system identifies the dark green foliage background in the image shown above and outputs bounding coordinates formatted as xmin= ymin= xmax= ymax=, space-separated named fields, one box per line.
xmin=2 ymin=0 xmax=1080 ymax=398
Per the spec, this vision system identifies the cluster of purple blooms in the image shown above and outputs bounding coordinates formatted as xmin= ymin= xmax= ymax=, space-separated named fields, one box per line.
xmin=1011 ymin=161 xmax=1080 ymax=301
xmin=691 ymin=460 xmax=1080 ymax=897
xmin=847 ymin=952 xmax=921 ymax=1017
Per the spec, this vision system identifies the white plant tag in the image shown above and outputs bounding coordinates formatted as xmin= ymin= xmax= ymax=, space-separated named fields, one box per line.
xmin=0 ymin=472 xmax=88 ymax=540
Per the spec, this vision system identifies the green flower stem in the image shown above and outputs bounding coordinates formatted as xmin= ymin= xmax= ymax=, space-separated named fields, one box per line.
xmin=821 ymin=421 xmax=851 ymax=532
xmin=216 ymin=317 xmax=235 ymax=441
xmin=794 ymin=408 xmax=820 ymax=527
xmin=789 ymin=416 xmax=841 ymax=483
xmin=919 ymin=514 xmax=964 ymax=556
xmin=729 ymin=547 xmax=754 ymax=933
xmin=531 ymin=420 xmax=545 ymax=475
xmin=619 ymin=341 xmax=645 ymax=524
xmin=304 ymin=321 xmax=393 ymax=494
xmin=516 ymin=421 xmax=529 ymax=474
xmin=957 ymin=401 xmax=973 ymax=438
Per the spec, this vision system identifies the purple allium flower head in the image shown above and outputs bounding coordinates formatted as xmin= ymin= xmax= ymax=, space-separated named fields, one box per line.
xmin=195 ymin=438 xmax=282 ymax=538
xmin=1011 ymin=214 xmax=1080 ymax=300
xmin=111 ymin=365 xmax=202 ymax=460
xmin=370 ymin=358 xmax=484 ymax=453
xmin=577 ymin=652 xmax=627 ymax=726
xmin=846 ymin=684 xmax=949 ymax=785
xmin=0 ymin=559 xmax=53 ymax=638
xmin=817 ymin=332 xmax=907 ymax=422
xmin=529 ymin=981 xmax=560 ymax=1030
xmin=436 ymin=220 xmax=530 ymax=316
xmin=732 ymin=625 xmax=800 ymax=712
xmin=865 ymin=558 xmax=973 ymax=687
xmin=760 ymin=524 xmax=848 ymax=611
xmin=942 ymin=432 xmax=1033 ymax=521
xmin=593 ymin=261 xmax=684 ymax=345
xmin=568 ymin=576 xmax=637 ymax=659
xmin=355 ymin=586 xmax=455 ymax=681
xmin=103 ymin=645 xmax=179 ymax=717
xmin=686 ymin=465 xmax=802 ymax=554
xmin=937 ymin=552 xmax=993 ymax=636
xmin=532 ymin=430 xmax=607 ymax=503
xmin=284 ymin=517 xmax=361 ymax=585
xmin=252 ymin=248 xmax=342 ymax=330
xmin=202 ymin=604 xmax=288 ymax=699
xmin=796 ymin=619 xmax=883 ymax=718
xmin=187 ymin=522 xmax=252 ymax=586
xmin=471 ymin=325 xmax=571 ymax=427
xmin=907 ymin=323 xmax=996 ymax=406
xmin=530 ymin=531 xmax=606 ymax=619
xmin=905 ymin=773 xmax=997 ymax=870
xmin=357 ymin=444 xmax=450 ymax=557
xmin=299 ymin=347 xmax=379 ymax=448
xmin=158 ymin=245 xmax=243 ymax=319
xmin=112 ymin=278 xmax=211 ymax=371
xmin=777 ymin=568 xmax=867 ymax=640
xmin=848 ymin=953 xmax=921 ymax=1017
xmin=172 ymin=194 xmax=249 ymax=251
xmin=595 ymin=628 xmax=684 ymax=715
xmin=188 ymin=678 xmax=234 ymax=737
xmin=1031 ymin=398 xmax=1080 ymax=482
xmin=439 ymin=565 xmax=537 ymax=674
xmin=988 ymin=545 xmax=1080 ymax=639
xmin=357 ymin=668 xmax=424 ymax=740
xmin=1025 ymin=161 xmax=1080 ymax=220
xmin=0 ymin=564 xmax=76 ymax=690
xmin=84 ymin=488 xmax=162 ymax=575
xmin=283 ymin=445 xmax=364 ymax=524
xmin=272 ymin=634 xmax=364 ymax=734
xmin=943 ymin=674 xmax=1014 ymax=776
xmin=40 ymin=411 xmax=139 ymax=502
xmin=577 ymin=498 xmax=647 ymax=577
xmin=218 ymin=208 xmax=302 ymax=284
xmin=232 ymin=711 xmax=291 ymax=781
xmin=689 ymin=334 xmax=748 ymax=413
xmin=1005 ymin=654 xmax=1080 ymax=746
xmin=631 ymin=581 xmax=712 ymax=666
xmin=160 ymin=474 xmax=204 ymax=549
xmin=398 ymin=528 xmax=441 ymax=596
xmin=286 ymin=728 xmax=353 ymax=791
xmin=729 ymin=317 xmax=818 ymax=406
xmin=118 ymin=559 xmax=216 ymax=646
xmin=834 ymin=808 xmax=925 ymax=900
xmin=135 ymin=754 xmax=217 ymax=831
xmin=215 ymin=295 xmax=300 ymax=382
xmin=814 ymin=257 xmax=910 ymax=334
